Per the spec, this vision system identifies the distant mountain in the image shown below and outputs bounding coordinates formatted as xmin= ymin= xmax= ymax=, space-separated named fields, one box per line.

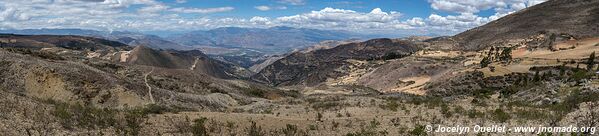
xmin=167 ymin=26 xmax=370 ymax=55
xmin=451 ymin=0 xmax=599 ymax=50
xmin=0 ymin=28 xmax=192 ymax=50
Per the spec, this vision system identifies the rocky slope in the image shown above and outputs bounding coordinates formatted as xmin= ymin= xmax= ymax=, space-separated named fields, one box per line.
xmin=0 ymin=34 xmax=287 ymax=110
xmin=252 ymin=38 xmax=421 ymax=86
xmin=125 ymin=46 xmax=252 ymax=78
xmin=452 ymin=0 xmax=599 ymax=50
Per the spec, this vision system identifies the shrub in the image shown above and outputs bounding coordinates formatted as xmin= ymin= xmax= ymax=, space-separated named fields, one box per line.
xmin=281 ymin=124 xmax=300 ymax=136
xmin=570 ymin=70 xmax=592 ymax=81
xmin=247 ymin=87 xmax=266 ymax=98
xmin=247 ymin=121 xmax=265 ymax=136
xmin=467 ymin=108 xmax=484 ymax=118
xmin=316 ymin=112 xmax=323 ymax=122
xmin=587 ymin=51 xmax=596 ymax=71
xmin=192 ymin=117 xmax=209 ymax=136
xmin=409 ymin=125 xmax=428 ymax=136
xmin=440 ymin=104 xmax=452 ymax=118
xmin=492 ymin=109 xmax=511 ymax=123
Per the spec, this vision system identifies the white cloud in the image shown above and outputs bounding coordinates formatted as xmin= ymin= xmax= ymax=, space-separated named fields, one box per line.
xmin=428 ymin=0 xmax=546 ymax=14
xmin=421 ymin=0 xmax=548 ymax=35
xmin=0 ymin=7 xmax=31 ymax=21
xmin=169 ymin=7 xmax=234 ymax=14
xmin=277 ymin=7 xmax=402 ymax=23
xmin=406 ymin=17 xmax=425 ymax=27
xmin=255 ymin=6 xmax=271 ymax=11
xmin=175 ymin=0 xmax=187 ymax=4
xmin=250 ymin=16 xmax=272 ymax=25
xmin=278 ymin=0 xmax=305 ymax=5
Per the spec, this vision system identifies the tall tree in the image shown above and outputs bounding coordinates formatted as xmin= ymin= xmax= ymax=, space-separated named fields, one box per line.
xmin=480 ymin=57 xmax=491 ymax=68
xmin=587 ymin=51 xmax=596 ymax=71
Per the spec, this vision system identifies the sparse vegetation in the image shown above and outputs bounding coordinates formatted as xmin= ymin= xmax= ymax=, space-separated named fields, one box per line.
xmin=247 ymin=121 xmax=265 ymax=136
xmin=379 ymin=99 xmax=399 ymax=111
xmin=345 ymin=119 xmax=387 ymax=136
xmin=4 ymin=47 xmax=64 ymax=60
xmin=3 ymin=2 xmax=599 ymax=135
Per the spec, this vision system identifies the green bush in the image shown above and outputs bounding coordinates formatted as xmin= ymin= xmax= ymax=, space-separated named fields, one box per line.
xmin=570 ymin=70 xmax=592 ymax=81
xmin=192 ymin=117 xmax=209 ymax=136
xmin=492 ymin=109 xmax=511 ymax=123
xmin=440 ymin=104 xmax=452 ymax=118
xmin=467 ymin=108 xmax=484 ymax=118
xmin=409 ymin=125 xmax=428 ymax=136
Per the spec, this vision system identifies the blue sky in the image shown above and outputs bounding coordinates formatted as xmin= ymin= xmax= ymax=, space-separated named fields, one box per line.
xmin=0 ymin=0 xmax=546 ymax=36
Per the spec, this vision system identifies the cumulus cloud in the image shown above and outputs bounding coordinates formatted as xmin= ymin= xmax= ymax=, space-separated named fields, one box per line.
xmin=428 ymin=0 xmax=547 ymax=14
xmin=270 ymin=7 xmax=431 ymax=34
xmin=175 ymin=0 xmax=187 ymax=4
xmin=421 ymin=0 xmax=548 ymax=34
xmin=277 ymin=8 xmax=402 ymax=23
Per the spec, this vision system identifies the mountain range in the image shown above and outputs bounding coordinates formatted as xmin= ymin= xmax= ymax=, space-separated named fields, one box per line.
xmin=167 ymin=26 xmax=370 ymax=55
xmin=0 ymin=29 xmax=192 ymax=50
xmin=3 ymin=0 xmax=599 ymax=135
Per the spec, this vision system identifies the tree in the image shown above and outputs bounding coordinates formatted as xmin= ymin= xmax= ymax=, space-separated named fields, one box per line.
xmin=587 ymin=51 xmax=596 ymax=71
xmin=480 ymin=57 xmax=491 ymax=68
xmin=500 ymin=47 xmax=513 ymax=63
